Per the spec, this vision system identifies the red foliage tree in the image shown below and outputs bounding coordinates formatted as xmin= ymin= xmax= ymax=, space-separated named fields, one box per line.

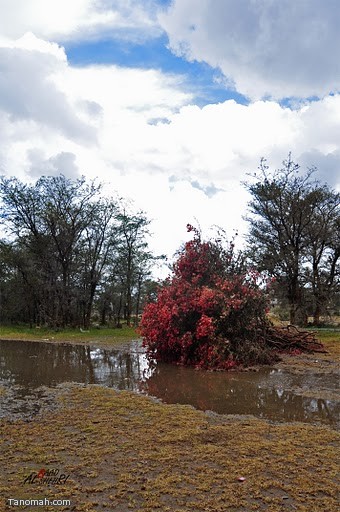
xmin=139 ymin=226 xmax=276 ymax=369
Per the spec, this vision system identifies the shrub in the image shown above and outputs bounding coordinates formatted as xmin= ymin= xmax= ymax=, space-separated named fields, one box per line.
xmin=139 ymin=226 xmax=279 ymax=369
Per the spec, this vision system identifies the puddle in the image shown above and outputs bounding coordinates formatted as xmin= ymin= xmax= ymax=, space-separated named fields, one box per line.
xmin=0 ymin=339 xmax=339 ymax=427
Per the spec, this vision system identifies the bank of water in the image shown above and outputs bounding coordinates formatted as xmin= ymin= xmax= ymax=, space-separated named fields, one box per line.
xmin=0 ymin=339 xmax=338 ymax=427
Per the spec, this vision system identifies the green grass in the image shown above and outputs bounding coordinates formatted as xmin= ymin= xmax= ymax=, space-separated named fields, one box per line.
xmin=0 ymin=324 xmax=140 ymax=344
xmin=306 ymin=328 xmax=340 ymax=343
xmin=1 ymin=324 xmax=338 ymax=346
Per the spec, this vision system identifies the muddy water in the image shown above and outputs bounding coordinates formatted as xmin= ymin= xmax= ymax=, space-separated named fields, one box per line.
xmin=0 ymin=339 xmax=339 ymax=427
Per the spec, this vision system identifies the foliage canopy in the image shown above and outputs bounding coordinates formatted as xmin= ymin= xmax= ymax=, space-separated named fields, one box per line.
xmin=0 ymin=174 xmax=155 ymax=328
xmin=245 ymin=154 xmax=339 ymax=325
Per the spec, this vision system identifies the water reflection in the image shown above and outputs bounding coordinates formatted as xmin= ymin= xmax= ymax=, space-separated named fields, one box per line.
xmin=0 ymin=339 xmax=149 ymax=390
xmin=141 ymin=364 xmax=339 ymax=426
xmin=0 ymin=339 xmax=338 ymax=427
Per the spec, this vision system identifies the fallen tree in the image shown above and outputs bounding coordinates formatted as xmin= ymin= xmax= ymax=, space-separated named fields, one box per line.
xmin=265 ymin=325 xmax=326 ymax=354
xmin=140 ymin=226 xmax=325 ymax=369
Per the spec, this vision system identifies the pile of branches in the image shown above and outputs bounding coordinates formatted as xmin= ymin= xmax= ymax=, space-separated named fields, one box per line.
xmin=264 ymin=325 xmax=326 ymax=353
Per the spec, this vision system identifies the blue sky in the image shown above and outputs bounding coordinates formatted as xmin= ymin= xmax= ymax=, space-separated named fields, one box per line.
xmin=65 ymin=35 xmax=249 ymax=107
xmin=0 ymin=0 xmax=339 ymax=268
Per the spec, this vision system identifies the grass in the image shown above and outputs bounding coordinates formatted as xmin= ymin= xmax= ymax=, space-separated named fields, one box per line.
xmin=1 ymin=323 xmax=338 ymax=345
xmin=0 ymin=384 xmax=338 ymax=512
xmin=0 ymin=324 xmax=139 ymax=345
xmin=0 ymin=328 xmax=340 ymax=512
xmin=276 ymin=334 xmax=339 ymax=377
xmin=0 ymin=325 xmax=339 ymax=511
xmin=309 ymin=329 xmax=340 ymax=343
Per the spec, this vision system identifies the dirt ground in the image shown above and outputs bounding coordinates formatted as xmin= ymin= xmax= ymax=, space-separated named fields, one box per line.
xmin=0 ymin=339 xmax=339 ymax=512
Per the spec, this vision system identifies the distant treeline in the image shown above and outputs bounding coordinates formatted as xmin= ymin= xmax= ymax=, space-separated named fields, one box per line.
xmin=0 ymin=175 xmax=160 ymax=328
xmin=0 ymin=154 xmax=339 ymax=329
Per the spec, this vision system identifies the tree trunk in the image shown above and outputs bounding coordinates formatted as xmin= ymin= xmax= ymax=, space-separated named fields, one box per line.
xmin=100 ymin=306 xmax=106 ymax=326
xmin=134 ymin=276 xmax=142 ymax=326
xmin=84 ymin=282 xmax=97 ymax=329
xmin=313 ymin=303 xmax=321 ymax=326
xmin=116 ymin=292 xmax=123 ymax=327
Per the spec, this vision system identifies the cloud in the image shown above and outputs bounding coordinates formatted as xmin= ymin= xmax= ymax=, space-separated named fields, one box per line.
xmin=0 ymin=0 xmax=162 ymax=43
xmin=28 ymin=149 xmax=79 ymax=179
xmin=0 ymin=30 xmax=339 ymax=269
xmin=1 ymin=36 xmax=339 ymax=197
xmin=298 ymin=149 xmax=340 ymax=188
xmin=0 ymin=33 xmax=96 ymax=143
xmin=159 ymin=0 xmax=340 ymax=100
xmin=0 ymin=33 xmax=193 ymax=182
xmin=147 ymin=117 xmax=171 ymax=125
xmin=169 ymin=175 xmax=224 ymax=198
xmin=190 ymin=180 xmax=224 ymax=198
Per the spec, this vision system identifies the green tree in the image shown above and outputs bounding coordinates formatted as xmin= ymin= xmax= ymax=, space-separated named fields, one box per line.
xmin=76 ymin=197 xmax=119 ymax=328
xmin=115 ymin=210 xmax=151 ymax=326
xmin=245 ymin=155 xmax=339 ymax=325
xmin=0 ymin=174 xmax=156 ymax=328
xmin=303 ymin=188 xmax=340 ymax=324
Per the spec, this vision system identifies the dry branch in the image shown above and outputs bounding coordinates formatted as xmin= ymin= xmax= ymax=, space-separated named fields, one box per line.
xmin=264 ymin=325 xmax=326 ymax=353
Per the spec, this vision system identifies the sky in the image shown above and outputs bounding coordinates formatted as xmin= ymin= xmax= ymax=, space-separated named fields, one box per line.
xmin=1 ymin=0 xmax=339 ymax=276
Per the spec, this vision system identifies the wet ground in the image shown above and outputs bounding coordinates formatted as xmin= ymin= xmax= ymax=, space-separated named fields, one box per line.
xmin=0 ymin=338 xmax=339 ymax=427
xmin=0 ymin=338 xmax=339 ymax=511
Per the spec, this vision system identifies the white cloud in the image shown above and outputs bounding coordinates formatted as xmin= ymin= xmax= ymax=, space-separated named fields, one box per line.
xmin=0 ymin=31 xmax=339 ymax=272
xmin=0 ymin=0 xmax=162 ymax=43
xmin=28 ymin=149 xmax=80 ymax=179
xmin=0 ymin=33 xmax=96 ymax=143
xmin=298 ymin=149 xmax=340 ymax=188
xmin=1 ymin=31 xmax=67 ymax=60
xmin=160 ymin=0 xmax=340 ymax=100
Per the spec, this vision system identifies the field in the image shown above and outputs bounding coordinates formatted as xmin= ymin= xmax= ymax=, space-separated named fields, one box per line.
xmin=0 ymin=381 xmax=338 ymax=512
xmin=0 ymin=325 xmax=139 ymax=345
xmin=0 ymin=326 xmax=338 ymax=511
xmin=0 ymin=323 xmax=338 ymax=344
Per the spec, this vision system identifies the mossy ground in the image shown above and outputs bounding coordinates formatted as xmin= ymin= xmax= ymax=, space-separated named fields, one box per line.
xmin=0 ymin=387 xmax=338 ymax=511
xmin=0 ymin=335 xmax=338 ymax=511
xmin=276 ymin=335 xmax=339 ymax=375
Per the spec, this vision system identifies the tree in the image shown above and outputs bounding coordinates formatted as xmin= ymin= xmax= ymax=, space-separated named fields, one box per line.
xmin=115 ymin=210 xmax=151 ymax=326
xmin=303 ymin=189 xmax=340 ymax=324
xmin=76 ymin=198 xmax=119 ymax=328
xmin=0 ymin=175 xmax=157 ymax=328
xmin=0 ymin=241 xmax=34 ymax=324
xmin=244 ymin=155 xmax=339 ymax=325
xmin=37 ymin=175 xmax=103 ymax=326
xmin=140 ymin=225 xmax=324 ymax=370
xmin=0 ymin=175 xmax=103 ymax=325
xmin=0 ymin=174 xmax=155 ymax=328
xmin=140 ymin=226 xmax=275 ymax=369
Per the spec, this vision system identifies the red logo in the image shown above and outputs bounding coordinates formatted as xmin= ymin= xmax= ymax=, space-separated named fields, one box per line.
xmin=37 ymin=469 xmax=46 ymax=479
